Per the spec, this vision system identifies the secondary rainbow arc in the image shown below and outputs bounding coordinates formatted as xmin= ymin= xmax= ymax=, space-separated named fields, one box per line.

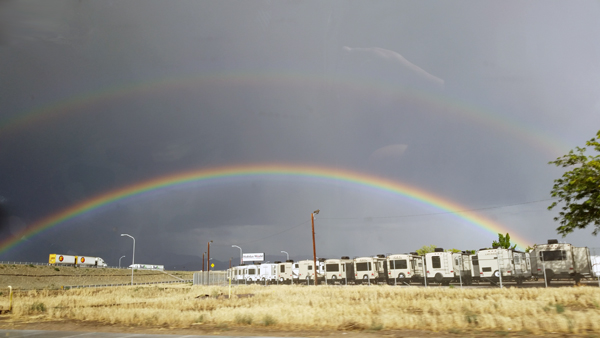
xmin=0 ymin=163 xmax=533 ymax=255
xmin=0 ymin=71 xmax=568 ymax=156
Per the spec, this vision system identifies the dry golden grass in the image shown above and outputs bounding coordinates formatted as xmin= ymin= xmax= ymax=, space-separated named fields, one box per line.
xmin=1 ymin=284 xmax=599 ymax=334
xmin=0 ymin=264 xmax=192 ymax=290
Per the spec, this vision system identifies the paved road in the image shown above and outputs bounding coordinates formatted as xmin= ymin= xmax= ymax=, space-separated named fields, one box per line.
xmin=0 ymin=330 xmax=299 ymax=338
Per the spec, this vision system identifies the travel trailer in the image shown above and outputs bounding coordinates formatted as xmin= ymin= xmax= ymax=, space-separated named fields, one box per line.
xmin=297 ymin=259 xmax=324 ymax=284
xmin=474 ymin=248 xmax=530 ymax=284
xmin=425 ymin=249 xmax=471 ymax=285
xmin=530 ymin=240 xmax=593 ymax=284
xmin=259 ymin=263 xmax=278 ymax=284
xmin=324 ymin=257 xmax=354 ymax=284
xmin=386 ymin=253 xmax=424 ymax=284
xmin=245 ymin=264 xmax=260 ymax=283
xmin=354 ymin=255 xmax=387 ymax=284
xmin=276 ymin=260 xmax=295 ymax=284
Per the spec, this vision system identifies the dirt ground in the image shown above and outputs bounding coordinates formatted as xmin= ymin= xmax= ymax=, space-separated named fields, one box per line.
xmin=0 ymin=264 xmax=192 ymax=289
xmin=0 ymin=318 xmax=598 ymax=337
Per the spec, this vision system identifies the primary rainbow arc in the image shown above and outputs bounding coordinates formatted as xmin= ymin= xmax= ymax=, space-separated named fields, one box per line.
xmin=0 ymin=163 xmax=532 ymax=255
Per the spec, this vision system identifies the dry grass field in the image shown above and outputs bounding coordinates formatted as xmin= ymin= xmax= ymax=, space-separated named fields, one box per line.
xmin=0 ymin=264 xmax=192 ymax=290
xmin=0 ymin=284 xmax=599 ymax=336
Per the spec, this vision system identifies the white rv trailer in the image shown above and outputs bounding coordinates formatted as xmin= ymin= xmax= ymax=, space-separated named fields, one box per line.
xmin=324 ymin=256 xmax=354 ymax=284
xmin=129 ymin=264 xmax=163 ymax=271
xmin=425 ymin=249 xmax=471 ymax=285
xmin=245 ymin=264 xmax=260 ymax=283
xmin=354 ymin=255 xmax=387 ymax=284
xmin=530 ymin=240 xmax=593 ymax=284
xmin=297 ymin=259 xmax=325 ymax=284
xmin=475 ymin=248 xmax=530 ymax=284
xmin=386 ymin=253 xmax=424 ymax=284
xmin=259 ymin=263 xmax=278 ymax=283
xmin=231 ymin=265 xmax=246 ymax=283
xmin=276 ymin=260 xmax=295 ymax=284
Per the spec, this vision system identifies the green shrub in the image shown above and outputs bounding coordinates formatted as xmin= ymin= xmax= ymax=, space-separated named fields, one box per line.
xmin=235 ymin=313 xmax=253 ymax=325
xmin=369 ymin=322 xmax=384 ymax=331
xmin=262 ymin=314 xmax=277 ymax=326
xmin=28 ymin=264 xmax=34 ymax=268
xmin=54 ymin=267 xmax=60 ymax=271
xmin=28 ymin=302 xmax=46 ymax=314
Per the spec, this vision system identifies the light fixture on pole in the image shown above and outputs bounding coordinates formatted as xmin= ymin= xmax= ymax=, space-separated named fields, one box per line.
xmin=232 ymin=245 xmax=243 ymax=265
xmin=121 ymin=234 xmax=135 ymax=285
xmin=281 ymin=251 xmax=289 ymax=261
xmin=119 ymin=255 xmax=126 ymax=268
xmin=311 ymin=209 xmax=320 ymax=286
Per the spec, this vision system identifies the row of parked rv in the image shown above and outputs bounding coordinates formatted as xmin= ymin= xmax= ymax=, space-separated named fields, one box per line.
xmin=226 ymin=240 xmax=598 ymax=285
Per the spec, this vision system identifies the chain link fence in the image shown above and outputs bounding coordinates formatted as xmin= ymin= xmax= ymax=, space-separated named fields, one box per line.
xmin=193 ymin=271 xmax=229 ymax=286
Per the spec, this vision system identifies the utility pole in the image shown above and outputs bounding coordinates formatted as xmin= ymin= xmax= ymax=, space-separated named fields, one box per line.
xmin=311 ymin=209 xmax=320 ymax=286
xmin=208 ymin=240 xmax=213 ymax=285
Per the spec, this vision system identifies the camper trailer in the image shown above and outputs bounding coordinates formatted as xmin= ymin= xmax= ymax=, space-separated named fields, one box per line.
xmin=425 ymin=249 xmax=471 ymax=285
xmin=475 ymin=248 xmax=530 ymax=284
xmin=245 ymin=264 xmax=260 ymax=283
xmin=276 ymin=260 xmax=295 ymax=284
xmin=354 ymin=255 xmax=387 ymax=284
xmin=259 ymin=263 xmax=278 ymax=284
xmin=386 ymin=253 xmax=424 ymax=284
xmin=297 ymin=259 xmax=325 ymax=284
xmin=530 ymin=240 xmax=593 ymax=284
xmin=324 ymin=257 xmax=354 ymax=284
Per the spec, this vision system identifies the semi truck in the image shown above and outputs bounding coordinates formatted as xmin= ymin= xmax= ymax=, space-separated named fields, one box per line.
xmin=49 ymin=254 xmax=107 ymax=267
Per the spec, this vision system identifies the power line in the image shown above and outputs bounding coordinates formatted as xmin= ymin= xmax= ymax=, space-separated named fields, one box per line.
xmin=321 ymin=198 xmax=558 ymax=220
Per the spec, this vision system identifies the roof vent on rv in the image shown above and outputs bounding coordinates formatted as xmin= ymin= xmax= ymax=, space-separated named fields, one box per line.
xmin=341 ymin=256 xmax=350 ymax=260
xmin=318 ymin=258 xmax=326 ymax=262
xmin=377 ymin=254 xmax=386 ymax=258
xmin=274 ymin=261 xmax=281 ymax=264
xmin=434 ymin=248 xmax=444 ymax=252
xmin=548 ymin=239 xmax=559 ymax=244
xmin=286 ymin=260 xmax=294 ymax=263
xmin=410 ymin=252 xmax=418 ymax=255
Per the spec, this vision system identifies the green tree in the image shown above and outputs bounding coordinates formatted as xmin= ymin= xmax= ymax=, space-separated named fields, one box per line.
xmin=492 ymin=233 xmax=517 ymax=250
xmin=415 ymin=245 xmax=436 ymax=256
xmin=446 ymin=248 xmax=461 ymax=253
xmin=548 ymin=130 xmax=600 ymax=236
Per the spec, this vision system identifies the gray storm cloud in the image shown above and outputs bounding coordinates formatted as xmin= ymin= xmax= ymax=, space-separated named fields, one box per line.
xmin=1 ymin=1 xmax=599 ymax=268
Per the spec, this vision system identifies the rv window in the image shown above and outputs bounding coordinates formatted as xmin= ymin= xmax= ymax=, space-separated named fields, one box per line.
xmin=482 ymin=267 xmax=492 ymax=272
xmin=455 ymin=258 xmax=459 ymax=266
xmin=540 ymin=250 xmax=567 ymax=261
xmin=393 ymin=260 xmax=407 ymax=269
xmin=249 ymin=269 xmax=256 ymax=274
xmin=280 ymin=265 xmax=285 ymax=273
xmin=342 ymin=264 xmax=345 ymax=272
xmin=471 ymin=256 xmax=479 ymax=266
xmin=514 ymin=256 xmax=520 ymax=264
xmin=326 ymin=264 xmax=339 ymax=272
xmin=294 ymin=264 xmax=299 ymax=268
xmin=308 ymin=265 xmax=313 ymax=270
xmin=431 ymin=256 xmax=441 ymax=269
xmin=356 ymin=262 xmax=371 ymax=271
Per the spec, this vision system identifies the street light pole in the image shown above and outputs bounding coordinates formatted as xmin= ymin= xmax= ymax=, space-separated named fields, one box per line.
xmin=311 ymin=209 xmax=320 ymax=286
xmin=232 ymin=245 xmax=243 ymax=265
xmin=281 ymin=251 xmax=289 ymax=261
xmin=208 ymin=240 xmax=213 ymax=285
xmin=121 ymin=234 xmax=135 ymax=285
xmin=119 ymin=255 xmax=126 ymax=268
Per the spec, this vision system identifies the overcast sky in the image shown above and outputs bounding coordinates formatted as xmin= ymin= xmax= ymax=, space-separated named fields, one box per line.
xmin=1 ymin=1 xmax=599 ymax=269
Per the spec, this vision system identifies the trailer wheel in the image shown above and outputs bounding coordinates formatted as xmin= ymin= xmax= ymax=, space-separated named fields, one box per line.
xmin=493 ymin=270 xmax=500 ymax=278
xmin=332 ymin=275 xmax=337 ymax=280
xmin=398 ymin=273 xmax=406 ymax=279
xmin=434 ymin=273 xmax=443 ymax=283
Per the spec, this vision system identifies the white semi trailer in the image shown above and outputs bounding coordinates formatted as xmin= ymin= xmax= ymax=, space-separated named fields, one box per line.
xmin=49 ymin=254 xmax=107 ymax=267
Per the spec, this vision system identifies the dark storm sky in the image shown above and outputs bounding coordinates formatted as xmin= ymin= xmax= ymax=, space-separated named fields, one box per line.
xmin=1 ymin=1 xmax=599 ymax=269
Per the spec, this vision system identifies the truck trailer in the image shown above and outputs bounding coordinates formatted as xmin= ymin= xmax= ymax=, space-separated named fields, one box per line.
xmin=49 ymin=254 xmax=107 ymax=267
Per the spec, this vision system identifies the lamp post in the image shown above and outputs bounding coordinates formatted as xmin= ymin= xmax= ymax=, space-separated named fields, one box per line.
xmin=207 ymin=240 xmax=213 ymax=285
xmin=281 ymin=251 xmax=289 ymax=261
xmin=232 ymin=245 xmax=243 ymax=265
xmin=119 ymin=255 xmax=126 ymax=268
xmin=311 ymin=209 xmax=320 ymax=286
xmin=121 ymin=234 xmax=135 ymax=285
